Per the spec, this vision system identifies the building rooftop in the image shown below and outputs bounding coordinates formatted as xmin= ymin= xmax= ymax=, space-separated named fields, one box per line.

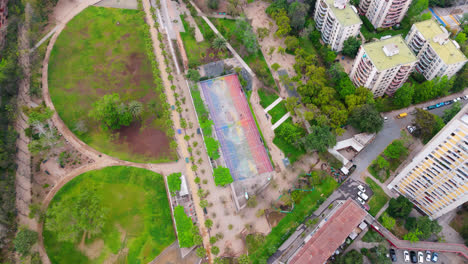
xmin=288 ymin=199 xmax=367 ymax=264
xmin=325 ymin=0 xmax=361 ymax=27
xmin=363 ymin=35 xmax=417 ymax=71
xmin=413 ymin=19 xmax=467 ymax=65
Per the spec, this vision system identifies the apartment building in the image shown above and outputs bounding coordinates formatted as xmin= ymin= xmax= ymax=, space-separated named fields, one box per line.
xmin=388 ymin=104 xmax=468 ymax=219
xmin=359 ymin=0 xmax=412 ymax=28
xmin=0 ymin=0 xmax=7 ymax=49
xmin=405 ymin=19 xmax=468 ymax=80
xmin=314 ymin=0 xmax=362 ymax=52
xmin=349 ymin=35 xmax=417 ymax=97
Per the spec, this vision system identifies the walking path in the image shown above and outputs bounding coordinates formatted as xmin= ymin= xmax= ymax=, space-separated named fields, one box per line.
xmin=271 ymin=112 xmax=290 ymax=130
xmin=264 ymin=97 xmax=283 ymax=112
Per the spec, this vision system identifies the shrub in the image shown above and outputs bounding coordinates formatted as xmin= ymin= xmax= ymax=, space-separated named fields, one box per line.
xmin=174 ymin=206 xmax=195 ymax=247
xmin=213 ymin=167 xmax=234 ymax=186
xmin=167 ymin=173 xmax=182 ymax=196
xmin=14 ymin=228 xmax=38 ymax=256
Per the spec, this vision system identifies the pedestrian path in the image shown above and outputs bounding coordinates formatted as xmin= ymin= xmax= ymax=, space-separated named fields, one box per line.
xmin=30 ymin=25 xmax=59 ymax=53
xmin=272 ymin=112 xmax=290 ymax=130
xmin=264 ymin=97 xmax=283 ymax=112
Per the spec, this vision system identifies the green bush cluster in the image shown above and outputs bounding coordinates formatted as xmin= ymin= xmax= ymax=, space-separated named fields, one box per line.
xmin=213 ymin=167 xmax=233 ymax=187
xmin=167 ymin=172 xmax=182 ymax=196
xmin=173 ymin=205 xmax=196 ymax=248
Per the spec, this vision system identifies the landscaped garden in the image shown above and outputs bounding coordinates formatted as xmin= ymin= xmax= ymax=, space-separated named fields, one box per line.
xmin=368 ymin=139 xmax=409 ymax=183
xmin=48 ymin=6 xmax=176 ymax=163
xmin=365 ymin=177 xmax=389 ymax=217
xmin=43 ymin=166 xmax=175 ymax=264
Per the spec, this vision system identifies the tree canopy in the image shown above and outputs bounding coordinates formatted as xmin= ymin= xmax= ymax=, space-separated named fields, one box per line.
xmin=348 ymin=104 xmax=383 ymax=133
xmin=342 ymin=37 xmax=361 ymax=58
xmin=300 ymin=125 xmax=336 ymax=153
xmin=387 ymin=196 xmax=413 ymax=218
xmin=413 ymin=108 xmax=445 ymax=143
xmin=89 ymin=93 xmax=138 ymax=130
xmin=205 ymin=137 xmax=220 ymax=160
xmin=393 ymin=83 xmax=414 ymax=108
xmin=383 ymin=140 xmax=408 ymax=160
xmin=173 ymin=205 xmax=195 ymax=247
xmin=213 ymin=167 xmax=234 ymax=186
xmin=442 ymin=101 xmax=461 ymax=123
xmin=167 ymin=173 xmax=182 ymax=196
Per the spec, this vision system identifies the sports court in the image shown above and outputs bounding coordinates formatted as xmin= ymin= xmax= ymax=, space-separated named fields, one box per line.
xmin=199 ymin=74 xmax=273 ymax=181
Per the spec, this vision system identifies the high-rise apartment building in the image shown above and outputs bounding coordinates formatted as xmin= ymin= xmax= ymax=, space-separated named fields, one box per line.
xmin=405 ymin=19 xmax=468 ymax=80
xmin=388 ymin=105 xmax=468 ymax=219
xmin=359 ymin=0 xmax=412 ymax=28
xmin=349 ymin=35 xmax=417 ymax=97
xmin=314 ymin=0 xmax=362 ymax=52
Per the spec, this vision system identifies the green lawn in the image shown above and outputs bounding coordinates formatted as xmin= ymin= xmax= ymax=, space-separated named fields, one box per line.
xmin=249 ymin=177 xmax=338 ymax=263
xmin=273 ymin=119 xmax=306 ymax=164
xmin=268 ymin=101 xmax=288 ymax=124
xmin=43 ymin=166 xmax=175 ymax=264
xmin=49 ymin=7 xmax=175 ymax=163
xmin=258 ymin=89 xmax=279 ymax=109
xmin=365 ymin=177 xmax=390 ymax=217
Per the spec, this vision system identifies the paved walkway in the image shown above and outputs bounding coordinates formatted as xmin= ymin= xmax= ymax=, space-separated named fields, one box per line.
xmin=264 ymin=97 xmax=283 ymax=112
xmin=271 ymin=112 xmax=290 ymax=130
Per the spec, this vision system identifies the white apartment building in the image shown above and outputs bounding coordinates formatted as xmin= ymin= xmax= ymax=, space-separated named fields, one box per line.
xmin=405 ymin=19 xmax=468 ymax=80
xmin=349 ymin=35 xmax=417 ymax=97
xmin=388 ymin=105 xmax=468 ymax=219
xmin=314 ymin=0 xmax=362 ymax=52
xmin=359 ymin=0 xmax=412 ymax=28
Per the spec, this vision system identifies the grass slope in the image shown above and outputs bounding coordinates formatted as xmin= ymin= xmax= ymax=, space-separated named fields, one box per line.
xmin=49 ymin=6 xmax=175 ymax=162
xmin=365 ymin=177 xmax=389 ymax=217
xmin=43 ymin=166 xmax=175 ymax=264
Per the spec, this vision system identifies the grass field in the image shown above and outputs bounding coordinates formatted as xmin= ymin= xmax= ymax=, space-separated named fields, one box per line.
xmin=365 ymin=177 xmax=390 ymax=217
xmin=43 ymin=166 xmax=175 ymax=264
xmin=268 ymin=101 xmax=288 ymax=124
xmin=258 ymin=90 xmax=279 ymax=109
xmin=49 ymin=7 xmax=175 ymax=163
xmin=249 ymin=177 xmax=338 ymax=263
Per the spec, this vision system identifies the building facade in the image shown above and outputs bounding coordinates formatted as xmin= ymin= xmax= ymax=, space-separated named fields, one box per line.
xmin=0 ymin=0 xmax=7 ymax=49
xmin=359 ymin=0 xmax=412 ymax=28
xmin=388 ymin=105 xmax=468 ymax=219
xmin=314 ymin=0 xmax=362 ymax=52
xmin=405 ymin=19 xmax=468 ymax=80
xmin=349 ymin=35 xmax=417 ymax=97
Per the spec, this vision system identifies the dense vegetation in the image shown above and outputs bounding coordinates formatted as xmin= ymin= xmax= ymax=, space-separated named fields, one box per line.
xmin=368 ymin=139 xmax=409 ymax=183
xmin=173 ymin=205 xmax=196 ymax=248
xmin=167 ymin=172 xmax=182 ymax=196
xmin=213 ymin=167 xmax=234 ymax=186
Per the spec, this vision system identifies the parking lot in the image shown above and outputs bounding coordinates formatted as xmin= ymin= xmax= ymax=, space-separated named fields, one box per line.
xmin=388 ymin=248 xmax=452 ymax=264
xmin=336 ymin=179 xmax=374 ymax=208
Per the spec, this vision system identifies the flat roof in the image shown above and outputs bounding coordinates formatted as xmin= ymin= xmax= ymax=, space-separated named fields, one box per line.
xmin=325 ymin=0 xmax=361 ymax=27
xmin=413 ymin=19 xmax=467 ymax=65
xmin=363 ymin=35 xmax=417 ymax=71
xmin=289 ymin=199 xmax=367 ymax=264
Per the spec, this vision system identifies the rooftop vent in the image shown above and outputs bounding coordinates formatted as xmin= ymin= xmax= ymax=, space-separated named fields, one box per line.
xmin=383 ymin=44 xmax=399 ymax=57
xmin=334 ymin=0 xmax=347 ymax=9
xmin=433 ymin=33 xmax=449 ymax=45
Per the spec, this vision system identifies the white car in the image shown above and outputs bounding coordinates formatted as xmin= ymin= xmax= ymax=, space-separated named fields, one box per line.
xmin=357 ymin=197 xmax=365 ymax=205
xmin=384 ymin=116 xmax=388 ymax=121
xmin=418 ymin=251 xmax=424 ymax=263
xmin=357 ymin=184 xmax=366 ymax=192
xmin=404 ymin=250 xmax=410 ymax=262
xmin=358 ymin=191 xmax=368 ymax=201
xmin=426 ymin=251 xmax=431 ymax=262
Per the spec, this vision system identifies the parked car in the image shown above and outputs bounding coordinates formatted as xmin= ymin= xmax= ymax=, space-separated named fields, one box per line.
xmin=390 ymin=249 xmax=397 ymax=262
xmin=426 ymin=251 xmax=431 ymax=262
xmin=444 ymin=100 xmax=453 ymax=105
xmin=357 ymin=185 xmax=366 ymax=192
xmin=358 ymin=191 xmax=368 ymax=200
xmin=384 ymin=116 xmax=388 ymax=121
xmin=435 ymin=102 xmax=445 ymax=108
xmin=463 ymin=95 xmax=468 ymax=100
xmin=404 ymin=250 xmax=410 ymax=262
xmin=418 ymin=251 xmax=424 ymax=263
xmin=423 ymin=107 xmax=428 ymax=110
xmin=453 ymin=97 xmax=461 ymax=102
xmin=410 ymin=251 xmax=417 ymax=263
xmin=357 ymin=197 xmax=365 ymax=205
xmin=427 ymin=105 xmax=437 ymax=110
xmin=407 ymin=125 xmax=416 ymax=134
xmin=431 ymin=252 xmax=438 ymax=262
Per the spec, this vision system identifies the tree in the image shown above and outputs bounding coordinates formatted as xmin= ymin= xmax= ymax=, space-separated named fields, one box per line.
xmin=237 ymin=254 xmax=251 ymax=264
xmin=212 ymin=36 xmax=227 ymax=50
xmin=213 ymin=167 xmax=234 ymax=186
xmin=404 ymin=229 xmax=421 ymax=243
xmin=345 ymin=87 xmax=374 ymax=111
xmin=288 ymin=2 xmax=309 ymax=31
xmin=456 ymin=32 xmax=467 ymax=45
xmin=376 ymin=156 xmax=390 ymax=169
xmin=414 ymin=216 xmax=442 ymax=240
xmin=89 ymin=93 xmax=133 ymax=130
xmin=272 ymin=9 xmax=291 ymax=37
xmin=196 ymin=247 xmax=206 ymax=258
xmin=381 ymin=212 xmax=396 ymax=230
xmin=442 ymin=101 xmax=461 ymax=123
xmin=14 ymin=228 xmax=38 ymax=256
xmin=247 ymin=195 xmax=258 ymax=208
xmin=271 ymin=63 xmax=281 ymax=71
xmin=413 ymin=108 xmax=445 ymax=143
xmin=300 ymin=125 xmax=336 ymax=153
xmin=384 ymin=140 xmax=408 ymax=160
xmin=387 ymin=196 xmax=413 ymax=218
xmin=208 ymin=0 xmax=219 ymax=9
xmin=45 ymin=186 xmax=108 ymax=242
xmin=128 ymin=100 xmax=143 ymax=119
xmin=393 ymin=83 xmax=414 ymax=108
xmin=348 ymin=104 xmax=383 ymax=133
xmin=407 ymin=0 xmax=429 ymax=23
xmin=234 ymin=18 xmax=259 ymax=54
xmin=167 ymin=173 xmax=182 ymax=196
xmin=342 ymin=37 xmax=361 ymax=58
xmin=275 ymin=121 xmax=303 ymax=145
xmin=284 ymin=36 xmax=299 ymax=51
xmin=186 ymin=69 xmax=201 ymax=82
xmin=205 ymin=219 xmax=213 ymax=229
xmin=212 ymin=246 xmax=220 ymax=255
xmin=205 ymin=137 xmax=220 ymax=160
xmin=336 ymin=249 xmax=363 ymax=264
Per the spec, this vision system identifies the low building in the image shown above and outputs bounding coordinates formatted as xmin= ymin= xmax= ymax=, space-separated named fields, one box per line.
xmin=405 ymin=19 xmax=468 ymax=80
xmin=359 ymin=0 xmax=412 ymax=28
xmin=313 ymin=0 xmax=362 ymax=52
xmin=286 ymin=199 xmax=368 ymax=264
xmin=388 ymin=104 xmax=468 ymax=219
xmin=349 ymin=35 xmax=417 ymax=97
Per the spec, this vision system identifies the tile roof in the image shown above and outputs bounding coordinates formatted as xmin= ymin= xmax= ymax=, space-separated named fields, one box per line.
xmin=289 ymin=199 xmax=367 ymax=264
